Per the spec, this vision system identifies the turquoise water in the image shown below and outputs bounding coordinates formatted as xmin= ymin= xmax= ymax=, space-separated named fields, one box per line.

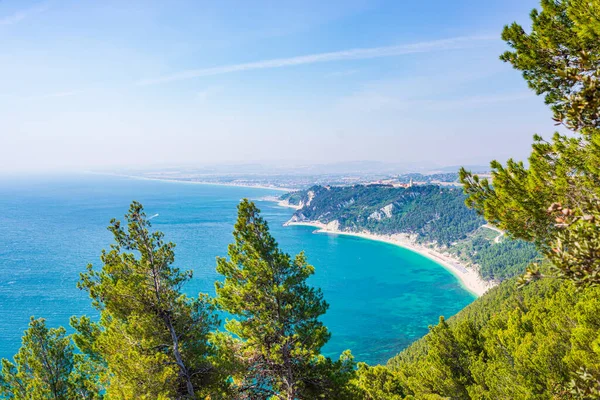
xmin=0 ymin=174 xmax=475 ymax=365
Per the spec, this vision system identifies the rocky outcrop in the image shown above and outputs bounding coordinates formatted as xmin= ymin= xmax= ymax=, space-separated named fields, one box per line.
xmin=340 ymin=198 xmax=355 ymax=208
xmin=368 ymin=203 xmax=395 ymax=221
xmin=325 ymin=220 xmax=340 ymax=231
xmin=382 ymin=203 xmax=394 ymax=218
xmin=289 ymin=213 xmax=307 ymax=222
xmin=306 ymin=190 xmax=315 ymax=207
xmin=368 ymin=210 xmax=383 ymax=221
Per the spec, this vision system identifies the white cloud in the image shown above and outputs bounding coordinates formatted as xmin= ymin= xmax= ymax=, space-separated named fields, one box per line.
xmin=137 ymin=35 xmax=496 ymax=85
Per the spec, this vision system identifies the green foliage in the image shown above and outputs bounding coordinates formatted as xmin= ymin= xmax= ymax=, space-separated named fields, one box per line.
xmin=450 ymin=229 xmax=540 ymax=281
xmin=288 ymin=185 xmax=484 ymax=246
xmin=76 ymin=201 xmax=224 ymax=399
xmin=351 ymin=363 xmax=406 ymax=400
xmin=387 ymin=276 xmax=600 ymax=399
xmin=0 ymin=317 xmax=101 ymax=399
xmin=393 ymin=317 xmax=481 ymax=399
xmin=461 ymin=0 xmax=600 ymax=288
xmin=546 ymin=202 xmax=600 ymax=287
xmin=215 ymin=199 xmax=354 ymax=399
xmin=288 ymin=185 xmax=539 ymax=280
xmin=449 ymin=1 xmax=600 ymax=393
xmin=472 ymin=239 xmax=539 ymax=281
xmin=279 ymin=191 xmax=305 ymax=207
xmin=500 ymin=0 xmax=600 ymax=131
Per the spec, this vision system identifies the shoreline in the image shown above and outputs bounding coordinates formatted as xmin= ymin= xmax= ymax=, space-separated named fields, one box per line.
xmin=285 ymin=221 xmax=493 ymax=297
xmin=93 ymin=173 xmax=492 ymax=296
xmin=90 ymin=172 xmax=296 ymax=192
xmin=276 ymin=199 xmax=303 ymax=210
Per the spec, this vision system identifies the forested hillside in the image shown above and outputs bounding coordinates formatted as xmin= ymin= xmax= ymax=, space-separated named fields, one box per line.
xmin=282 ymin=185 xmax=539 ymax=281
xmin=449 ymin=227 xmax=541 ymax=281
xmin=383 ymin=274 xmax=600 ymax=398
xmin=283 ymin=185 xmax=483 ymax=246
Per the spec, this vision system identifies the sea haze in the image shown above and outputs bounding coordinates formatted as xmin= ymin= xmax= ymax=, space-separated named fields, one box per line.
xmin=0 ymin=174 xmax=475 ymax=365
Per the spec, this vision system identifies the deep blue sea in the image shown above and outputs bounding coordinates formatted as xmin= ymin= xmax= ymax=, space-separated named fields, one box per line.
xmin=0 ymin=174 xmax=475 ymax=365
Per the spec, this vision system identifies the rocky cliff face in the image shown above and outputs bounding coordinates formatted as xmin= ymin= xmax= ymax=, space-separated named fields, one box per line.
xmin=305 ymin=190 xmax=315 ymax=207
xmin=368 ymin=203 xmax=395 ymax=221
xmin=279 ymin=189 xmax=317 ymax=209
xmin=289 ymin=212 xmax=307 ymax=222
xmin=325 ymin=220 xmax=340 ymax=231
xmin=382 ymin=203 xmax=394 ymax=218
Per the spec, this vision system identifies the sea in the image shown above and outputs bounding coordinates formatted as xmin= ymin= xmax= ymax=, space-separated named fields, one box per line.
xmin=0 ymin=174 xmax=475 ymax=365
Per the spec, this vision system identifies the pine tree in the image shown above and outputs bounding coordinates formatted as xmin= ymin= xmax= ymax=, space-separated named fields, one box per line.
xmin=75 ymin=201 xmax=223 ymax=399
xmin=418 ymin=317 xmax=476 ymax=398
xmin=0 ymin=317 xmax=101 ymax=399
xmin=460 ymin=0 xmax=600 ymax=287
xmin=214 ymin=199 xmax=353 ymax=399
xmin=500 ymin=0 xmax=600 ymax=132
xmin=351 ymin=363 xmax=406 ymax=400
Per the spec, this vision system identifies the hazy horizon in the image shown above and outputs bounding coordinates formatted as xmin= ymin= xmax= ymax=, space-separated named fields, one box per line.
xmin=1 ymin=0 xmax=558 ymax=173
xmin=0 ymin=160 xmax=495 ymax=178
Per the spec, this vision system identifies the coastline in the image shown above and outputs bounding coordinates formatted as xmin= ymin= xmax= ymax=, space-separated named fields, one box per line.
xmin=91 ymin=172 xmax=296 ymax=192
xmin=93 ymin=173 xmax=492 ymax=296
xmin=276 ymin=199 xmax=302 ymax=210
xmin=284 ymin=221 xmax=493 ymax=297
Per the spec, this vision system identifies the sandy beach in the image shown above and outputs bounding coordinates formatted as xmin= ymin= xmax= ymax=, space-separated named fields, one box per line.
xmin=285 ymin=221 xmax=493 ymax=297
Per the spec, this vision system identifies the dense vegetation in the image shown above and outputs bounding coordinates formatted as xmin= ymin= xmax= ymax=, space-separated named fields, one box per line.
xmin=460 ymin=0 xmax=600 ymax=287
xmin=282 ymin=185 xmax=539 ymax=281
xmin=471 ymin=239 xmax=540 ymax=281
xmin=283 ymin=185 xmax=485 ymax=246
xmin=1 ymin=0 xmax=600 ymax=398
xmin=386 ymin=273 xmax=600 ymax=398
xmin=396 ymin=172 xmax=461 ymax=184
xmin=450 ymin=228 xmax=541 ymax=281
xmin=213 ymin=200 xmax=355 ymax=399
xmin=383 ymin=0 xmax=600 ymax=397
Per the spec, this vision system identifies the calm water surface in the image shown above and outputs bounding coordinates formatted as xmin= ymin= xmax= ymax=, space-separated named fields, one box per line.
xmin=0 ymin=174 xmax=475 ymax=364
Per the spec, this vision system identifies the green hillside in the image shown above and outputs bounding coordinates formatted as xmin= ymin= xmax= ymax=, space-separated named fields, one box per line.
xmin=383 ymin=274 xmax=600 ymax=398
xmin=282 ymin=185 xmax=540 ymax=281
xmin=283 ymin=185 xmax=483 ymax=246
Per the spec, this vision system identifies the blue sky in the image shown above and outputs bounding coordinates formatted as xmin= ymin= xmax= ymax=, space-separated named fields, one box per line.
xmin=0 ymin=0 xmax=557 ymax=172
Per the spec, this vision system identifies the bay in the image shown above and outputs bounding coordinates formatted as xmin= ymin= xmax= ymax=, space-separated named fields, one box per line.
xmin=0 ymin=174 xmax=475 ymax=365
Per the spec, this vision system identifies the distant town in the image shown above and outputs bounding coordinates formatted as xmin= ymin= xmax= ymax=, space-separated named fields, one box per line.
xmin=111 ymin=164 xmax=493 ymax=192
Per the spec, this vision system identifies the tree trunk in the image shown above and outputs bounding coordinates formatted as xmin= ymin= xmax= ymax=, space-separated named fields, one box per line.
xmin=164 ymin=313 xmax=195 ymax=398
xmin=286 ymin=388 xmax=295 ymax=400
xmin=283 ymin=342 xmax=296 ymax=400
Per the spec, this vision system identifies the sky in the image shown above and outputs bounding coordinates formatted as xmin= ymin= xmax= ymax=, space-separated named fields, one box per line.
xmin=0 ymin=0 xmax=559 ymax=173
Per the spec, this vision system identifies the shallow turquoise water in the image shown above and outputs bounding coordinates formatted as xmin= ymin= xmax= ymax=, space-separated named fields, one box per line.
xmin=0 ymin=174 xmax=475 ymax=365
